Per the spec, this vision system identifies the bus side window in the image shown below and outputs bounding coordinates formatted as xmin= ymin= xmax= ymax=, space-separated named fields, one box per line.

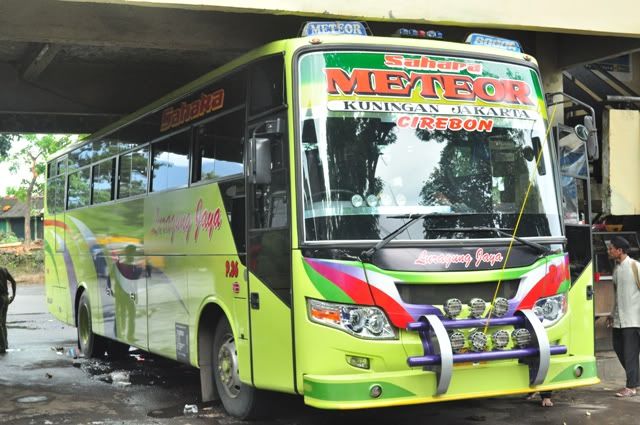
xmin=193 ymin=108 xmax=245 ymax=183
xmin=67 ymin=167 xmax=91 ymax=209
xmin=118 ymin=146 xmax=149 ymax=199
xmin=249 ymin=54 xmax=285 ymax=117
xmin=151 ymin=130 xmax=190 ymax=192
xmin=252 ymin=134 xmax=287 ymax=230
xmin=92 ymin=158 xmax=115 ymax=204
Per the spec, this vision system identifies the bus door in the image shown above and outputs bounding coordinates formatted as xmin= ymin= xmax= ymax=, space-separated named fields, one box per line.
xmin=245 ymin=114 xmax=295 ymax=392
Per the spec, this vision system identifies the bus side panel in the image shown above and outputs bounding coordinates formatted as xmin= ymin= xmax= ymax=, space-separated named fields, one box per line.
xmin=44 ymin=222 xmax=74 ymax=325
xmin=567 ymin=262 xmax=595 ymax=356
xmin=187 ymin=255 xmax=251 ymax=379
xmin=144 ymin=184 xmax=245 ymax=366
xmin=248 ymin=273 xmax=295 ymax=392
xmin=66 ymin=200 xmax=145 ymax=346
xmin=147 ymin=255 xmax=189 ymax=358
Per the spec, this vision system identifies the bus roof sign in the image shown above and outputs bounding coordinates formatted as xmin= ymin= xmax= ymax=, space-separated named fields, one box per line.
xmin=465 ymin=33 xmax=522 ymax=53
xmin=301 ymin=21 xmax=368 ymax=37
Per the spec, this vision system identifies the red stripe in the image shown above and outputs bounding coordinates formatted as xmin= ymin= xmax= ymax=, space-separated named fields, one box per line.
xmin=369 ymin=285 xmax=415 ymax=328
xmin=306 ymin=260 xmax=374 ymax=304
xmin=518 ymin=264 xmax=565 ymax=310
xmin=44 ymin=219 xmax=68 ymax=230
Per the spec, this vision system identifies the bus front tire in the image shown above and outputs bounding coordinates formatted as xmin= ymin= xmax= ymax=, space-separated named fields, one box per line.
xmin=77 ymin=292 xmax=107 ymax=358
xmin=212 ymin=319 xmax=267 ymax=420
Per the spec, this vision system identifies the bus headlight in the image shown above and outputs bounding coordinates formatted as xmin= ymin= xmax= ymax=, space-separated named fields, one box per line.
xmin=307 ymin=299 xmax=397 ymax=339
xmin=533 ymin=293 xmax=567 ymax=327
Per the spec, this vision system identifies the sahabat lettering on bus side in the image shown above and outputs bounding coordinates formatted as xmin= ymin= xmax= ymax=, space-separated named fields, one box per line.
xmin=160 ymin=88 xmax=225 ymax=132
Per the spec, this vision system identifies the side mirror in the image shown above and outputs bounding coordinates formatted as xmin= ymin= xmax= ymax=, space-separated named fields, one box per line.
xmin=574 ymin=124 xmax=589 ymax=141
xmin=251 ymin=138 xmax=271 ymax=185
xmin=254 ymin=118 xmax=285 ymax=137
xmin=583 ymin=116 xmax=599 ymax=161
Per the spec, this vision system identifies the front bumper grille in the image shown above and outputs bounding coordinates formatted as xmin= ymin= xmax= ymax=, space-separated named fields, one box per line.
xmin=396 ymin=279 xmax=520 ymax=305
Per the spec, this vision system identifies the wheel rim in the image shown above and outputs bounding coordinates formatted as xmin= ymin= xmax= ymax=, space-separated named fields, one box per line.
xmin=79 ymin=304 xmax=90 ymax=349
xmin=217 ymin=334 xmax=241 ymax=399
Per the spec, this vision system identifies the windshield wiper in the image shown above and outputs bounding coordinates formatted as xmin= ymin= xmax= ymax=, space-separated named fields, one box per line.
xmin=360 ymin=213 xmax=428 ymax=262
xmin=429 ymin=226 xmax=552 ymax=255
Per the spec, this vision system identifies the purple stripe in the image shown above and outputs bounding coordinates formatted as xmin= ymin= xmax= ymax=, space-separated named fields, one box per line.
xmin=408 ymin=345 xmax=567 ymax=366
xmin=407 ymin=315 xmax=527 ymax=330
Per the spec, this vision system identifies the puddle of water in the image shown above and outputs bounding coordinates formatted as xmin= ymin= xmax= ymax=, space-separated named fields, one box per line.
xmin=16 ymin=395 xmax=49 ymax=403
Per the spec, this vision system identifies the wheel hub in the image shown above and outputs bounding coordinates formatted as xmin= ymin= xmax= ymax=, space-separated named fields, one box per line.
xmin=217 ymin=335 xmax=241 ymax=399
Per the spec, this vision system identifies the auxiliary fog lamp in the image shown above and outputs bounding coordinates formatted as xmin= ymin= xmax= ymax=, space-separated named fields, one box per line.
xmin=491 ymin=329 xmax=510 ymax=350
xmin=468 ymin=298 xmax=487 ymax=319
xmin=468 ymin=330 xmax=488 ymax=352
xmin=491 ymin=297 xmax=510 ymax=317
xmin=511 ymin=328 xmax=532 ymax=348
xmin=443 ymin=298 xmax=463 ymax=319
xmin=449 ymin=331 xmax=466 ymax=353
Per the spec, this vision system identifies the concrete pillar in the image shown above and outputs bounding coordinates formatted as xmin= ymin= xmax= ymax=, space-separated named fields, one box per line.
xmin=603 ymin=109 xmax=640 ymax=214
xmin=535 ymin=33 xmax=564 ymax=128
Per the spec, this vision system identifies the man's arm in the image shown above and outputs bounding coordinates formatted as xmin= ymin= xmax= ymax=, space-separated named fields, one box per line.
xmin=7 ymin=270 xmax=16 ymax=303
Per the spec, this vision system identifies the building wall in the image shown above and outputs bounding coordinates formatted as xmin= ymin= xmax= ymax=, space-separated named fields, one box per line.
xmin=604 ymin=109 xmax=640 ymax=214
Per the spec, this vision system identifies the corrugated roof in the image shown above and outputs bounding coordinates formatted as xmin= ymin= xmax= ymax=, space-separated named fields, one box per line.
xmin=0 ymin=197 xmax=44 ymax=218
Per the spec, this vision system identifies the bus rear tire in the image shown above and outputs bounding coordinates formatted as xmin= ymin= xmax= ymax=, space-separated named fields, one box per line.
xmin=212 ymin=319 xmax=267 ymax=419
xmin=77 ymin=291 xmax=107 ymax=358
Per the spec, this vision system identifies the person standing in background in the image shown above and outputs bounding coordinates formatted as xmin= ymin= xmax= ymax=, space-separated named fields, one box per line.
xmin=0 ymin=266 xmax=17 ymax=354
xmin=607 ymin=236 xmax=640 ymax=397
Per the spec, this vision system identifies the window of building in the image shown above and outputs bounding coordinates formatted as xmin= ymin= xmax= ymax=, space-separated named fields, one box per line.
xmin=118 ymin=146 xmax=149 ymax=199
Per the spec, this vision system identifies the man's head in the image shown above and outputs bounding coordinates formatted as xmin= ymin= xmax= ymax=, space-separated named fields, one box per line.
xmin=608 ymin=236 xmax=630 ymax=261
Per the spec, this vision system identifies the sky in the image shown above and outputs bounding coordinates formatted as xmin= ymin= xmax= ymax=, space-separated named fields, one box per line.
xmin=0 ymin=137 xmax=29 ymax=197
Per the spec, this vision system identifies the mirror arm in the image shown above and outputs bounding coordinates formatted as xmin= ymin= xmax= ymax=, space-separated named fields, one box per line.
xmin=545 ymin=92 xmax=597 ymax=133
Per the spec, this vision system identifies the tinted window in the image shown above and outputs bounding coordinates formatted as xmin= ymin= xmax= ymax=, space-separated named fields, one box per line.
xmin=92 ymin=159 xmax=115 ymax=204
xmin=46 ymin=176 xmax=65 ymax=214
xmin=194 ymin=109 xmax=244 ymax=182
xmin=92 ymin=139 xmax=119 ymax=162
xmin=249 ymin=55 xmax=285 ymax=116
xmin=56 ymin=157 xmax=67 ymax=176
xmin=151 ymin=131 xmax=190 ymax=192
xmin=67 ymin=168 xmax=91 ymax=209
xmin=68 ymin=143 xmax=92 ymax=169
xmin=119 ymin=146 xmax=149 ymax=199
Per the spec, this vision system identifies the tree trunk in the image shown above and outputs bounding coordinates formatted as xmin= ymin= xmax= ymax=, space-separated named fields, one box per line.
xmin=23 ymin=194 xmax=31 ymax=249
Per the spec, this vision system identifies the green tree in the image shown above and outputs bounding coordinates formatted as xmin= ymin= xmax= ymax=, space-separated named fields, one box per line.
xmin=5 ymin=134 xmax=73 ymax=248
xmin=0 ymin=134 xmax=16 ymax=158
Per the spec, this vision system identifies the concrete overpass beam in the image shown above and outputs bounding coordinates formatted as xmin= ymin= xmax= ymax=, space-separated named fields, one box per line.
xmin=558 ymin=35 xmax=640 ymax=69
xmin=21 ymin=43 xmax=62 ymax=82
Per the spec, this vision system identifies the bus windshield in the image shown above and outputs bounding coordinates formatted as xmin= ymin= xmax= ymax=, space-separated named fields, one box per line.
xmin=297 ymin=50 xmax=562 ymax=242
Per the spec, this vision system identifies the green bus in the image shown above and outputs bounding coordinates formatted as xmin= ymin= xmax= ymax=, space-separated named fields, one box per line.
xmin=45 ymin=22 xmax=598 ymax=419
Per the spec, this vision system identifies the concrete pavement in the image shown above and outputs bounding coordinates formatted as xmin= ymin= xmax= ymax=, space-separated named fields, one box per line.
xmin=1 ymin=283 xmax=639 ymax=425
